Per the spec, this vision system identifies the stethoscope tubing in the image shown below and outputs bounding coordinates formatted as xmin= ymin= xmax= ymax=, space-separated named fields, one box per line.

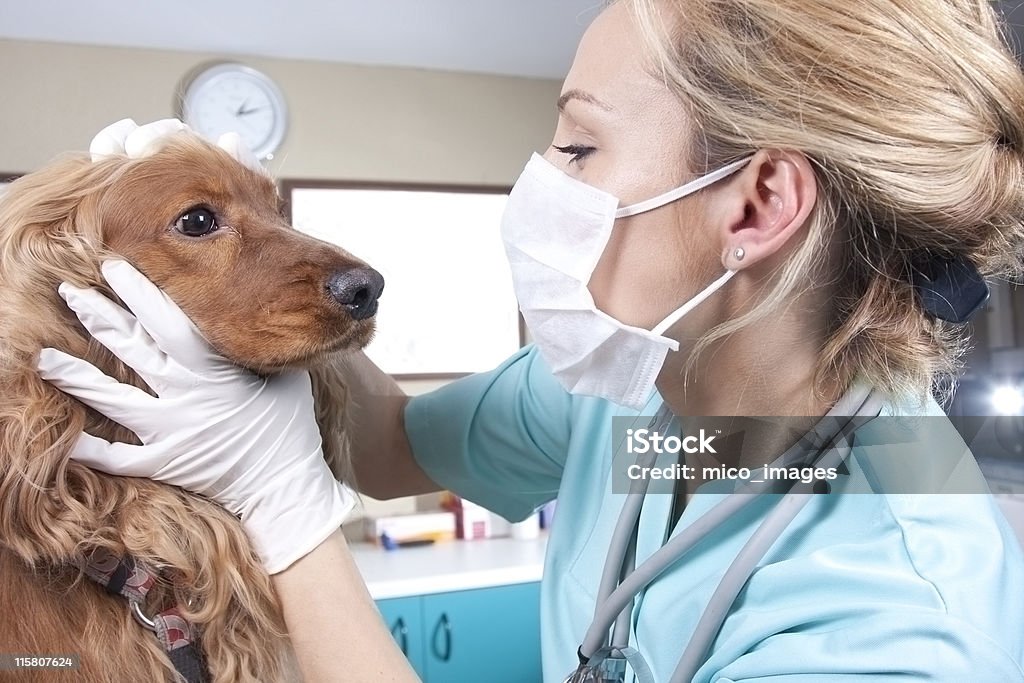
xmin=594 ymin=410 xmax=672 ymax=637
xmin=578 ymin=383 xmax=882 ymax=681
xmin=669 ymin=390 xmax=885 ymax=683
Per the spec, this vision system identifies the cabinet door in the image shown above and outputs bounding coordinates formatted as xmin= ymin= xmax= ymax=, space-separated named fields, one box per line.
xmin=376 ymin=596 xmax=426 ymax=677
xmin=422 ymin=582 xmax=542 ymax=683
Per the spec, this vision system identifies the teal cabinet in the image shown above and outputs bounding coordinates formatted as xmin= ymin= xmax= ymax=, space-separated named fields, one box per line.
xmin=377 ymin=582 xmax=541 ymax=683
xmin=422 ymin=582 xmax=542 ymax=683
xmin=376 ymin=595 xmax=426 ymax=678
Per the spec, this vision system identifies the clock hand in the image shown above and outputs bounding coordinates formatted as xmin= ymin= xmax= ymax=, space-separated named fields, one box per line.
xmin=237 ymin=106 xmax=264 ymax=116
xmin=234 ymin=99 xmax=249 ymax=116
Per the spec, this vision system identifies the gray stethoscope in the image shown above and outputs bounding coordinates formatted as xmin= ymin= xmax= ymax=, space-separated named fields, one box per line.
xmin=564 ymin=383 xmax=885 ymax=683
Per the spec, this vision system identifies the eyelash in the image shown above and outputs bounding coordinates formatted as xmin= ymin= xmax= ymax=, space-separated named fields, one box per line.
xmin=553 ymin=143 xmax=596 ymax=165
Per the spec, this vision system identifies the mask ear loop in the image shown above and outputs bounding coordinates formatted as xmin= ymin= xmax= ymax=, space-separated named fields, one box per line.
xmin=614 ymin=157 xmax=754 ymax=218
xmin=651 ymin=270 xmax=737 ymax=337
xmin=617 ymin=156 xmax=752 ymax=339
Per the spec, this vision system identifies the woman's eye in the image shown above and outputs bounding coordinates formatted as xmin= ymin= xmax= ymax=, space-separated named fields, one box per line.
xmin=175 ymin=207 xmax=218 ymax=237
xmin=553 ymin=143 xmax=596 ymax=166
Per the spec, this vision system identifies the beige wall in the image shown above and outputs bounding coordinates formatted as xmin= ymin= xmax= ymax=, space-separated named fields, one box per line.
xmin=0 ymin=39 xmax=562 ymax=184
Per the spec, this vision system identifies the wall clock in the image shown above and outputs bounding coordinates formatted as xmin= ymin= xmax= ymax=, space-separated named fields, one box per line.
xmin=180 ymin=63 xmax=288 ymax=161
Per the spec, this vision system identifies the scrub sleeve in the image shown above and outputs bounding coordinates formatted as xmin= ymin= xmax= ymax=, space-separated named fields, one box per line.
xmin=403 ymin=345 xmax=572 ymax=522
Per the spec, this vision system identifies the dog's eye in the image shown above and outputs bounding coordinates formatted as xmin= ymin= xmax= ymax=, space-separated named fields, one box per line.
xmin=175 ymin=208 xmax=218 ymax=237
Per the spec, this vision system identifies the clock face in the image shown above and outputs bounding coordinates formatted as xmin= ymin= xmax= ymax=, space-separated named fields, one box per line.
xmin=181 ymin=64 xmax=288 ymax=160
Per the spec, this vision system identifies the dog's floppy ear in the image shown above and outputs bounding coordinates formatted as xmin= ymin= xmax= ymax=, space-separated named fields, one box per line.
xmin=0 ymin=155 xmax=134 ymax=565
xmin=0 ymin=155 xmax=123 ymax=295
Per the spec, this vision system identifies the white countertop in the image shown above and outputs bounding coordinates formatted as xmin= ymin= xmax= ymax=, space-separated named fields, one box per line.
xmin=349 ymin=535 xmax=548 ymax=600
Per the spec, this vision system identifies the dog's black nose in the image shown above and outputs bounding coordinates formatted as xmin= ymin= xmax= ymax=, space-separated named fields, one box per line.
xmin=327 ymin=267 xmax=384 ymax=320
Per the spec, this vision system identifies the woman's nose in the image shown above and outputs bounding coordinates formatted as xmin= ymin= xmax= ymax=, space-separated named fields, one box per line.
xmin=327 ymin=267 xmax=385 ymax=320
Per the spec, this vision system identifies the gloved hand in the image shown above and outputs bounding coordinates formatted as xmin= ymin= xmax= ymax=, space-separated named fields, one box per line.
xmin=89 ymin=117 xmax=264 ymax=172
xmin=37 ymin=260 xmax=355 ymax=574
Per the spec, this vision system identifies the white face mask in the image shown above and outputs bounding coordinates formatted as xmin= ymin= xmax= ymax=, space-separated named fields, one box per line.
xmin=500 ymin=153 xmax=752 ymax=409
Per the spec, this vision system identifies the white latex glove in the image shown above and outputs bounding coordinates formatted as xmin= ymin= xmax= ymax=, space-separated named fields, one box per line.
xmin=89 ymin=117 xmax=264 ymax=173
xmin=37 ymin=260 xmax=354 ymax=574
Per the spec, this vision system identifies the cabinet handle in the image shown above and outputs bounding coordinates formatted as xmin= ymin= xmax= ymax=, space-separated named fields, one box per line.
xmin=431 ymin=612 xmax=452 ymax=662
xmin=391 ymin=617 xmax=409 ymax=656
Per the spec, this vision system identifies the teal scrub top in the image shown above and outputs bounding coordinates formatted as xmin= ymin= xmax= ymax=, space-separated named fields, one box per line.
xmin=404 ymin=345 xmax=1024 ymax=682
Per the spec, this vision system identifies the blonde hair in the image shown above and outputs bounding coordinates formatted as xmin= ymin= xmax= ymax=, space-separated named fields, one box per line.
xmin=624 ymin=0 xmax=1024 ymax=407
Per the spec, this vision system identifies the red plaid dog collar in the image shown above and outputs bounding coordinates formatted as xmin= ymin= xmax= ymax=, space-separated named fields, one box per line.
xmin=84 ymin=548 xmax=208 ymax=683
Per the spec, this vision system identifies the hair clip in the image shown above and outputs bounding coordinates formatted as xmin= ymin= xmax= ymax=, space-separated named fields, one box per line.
xmin=910 ymin=251 xmax=990 ymax=323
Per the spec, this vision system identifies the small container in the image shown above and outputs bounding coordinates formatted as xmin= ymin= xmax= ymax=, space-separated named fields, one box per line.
xmin=510 ymin=512 xmax=540 ymax=540
xmin=363 ymin=511 xmax=456 ymax=545
xmin=539 ymin=501 xmax=558 ymax=529
xmin=459 ymin=499 xmax=492 ymax=540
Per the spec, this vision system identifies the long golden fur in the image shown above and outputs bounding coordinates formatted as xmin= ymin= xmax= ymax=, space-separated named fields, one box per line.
xmin=0 ymin=133 xmax=371 ymax=682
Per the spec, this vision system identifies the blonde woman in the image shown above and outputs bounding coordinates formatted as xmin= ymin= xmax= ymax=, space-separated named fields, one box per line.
xmin=41 ymin=0 xmax=1024 ymax=680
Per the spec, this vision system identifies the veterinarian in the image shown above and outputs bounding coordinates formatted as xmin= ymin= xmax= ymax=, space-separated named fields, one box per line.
xmin=38 ymin=0 xmax=1024 ymax=681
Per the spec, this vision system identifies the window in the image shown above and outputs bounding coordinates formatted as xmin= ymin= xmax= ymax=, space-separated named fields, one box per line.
xmin=283 ymin=181 xmax=523 ymax=379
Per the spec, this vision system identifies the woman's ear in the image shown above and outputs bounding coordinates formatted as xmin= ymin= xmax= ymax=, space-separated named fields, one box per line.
xmin=710 ymin=149 xmax=817 ymax=270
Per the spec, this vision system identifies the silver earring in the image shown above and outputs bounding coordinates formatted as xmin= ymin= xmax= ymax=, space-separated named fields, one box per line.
xmin=733 ymin=247 xmax=746 ymax=262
